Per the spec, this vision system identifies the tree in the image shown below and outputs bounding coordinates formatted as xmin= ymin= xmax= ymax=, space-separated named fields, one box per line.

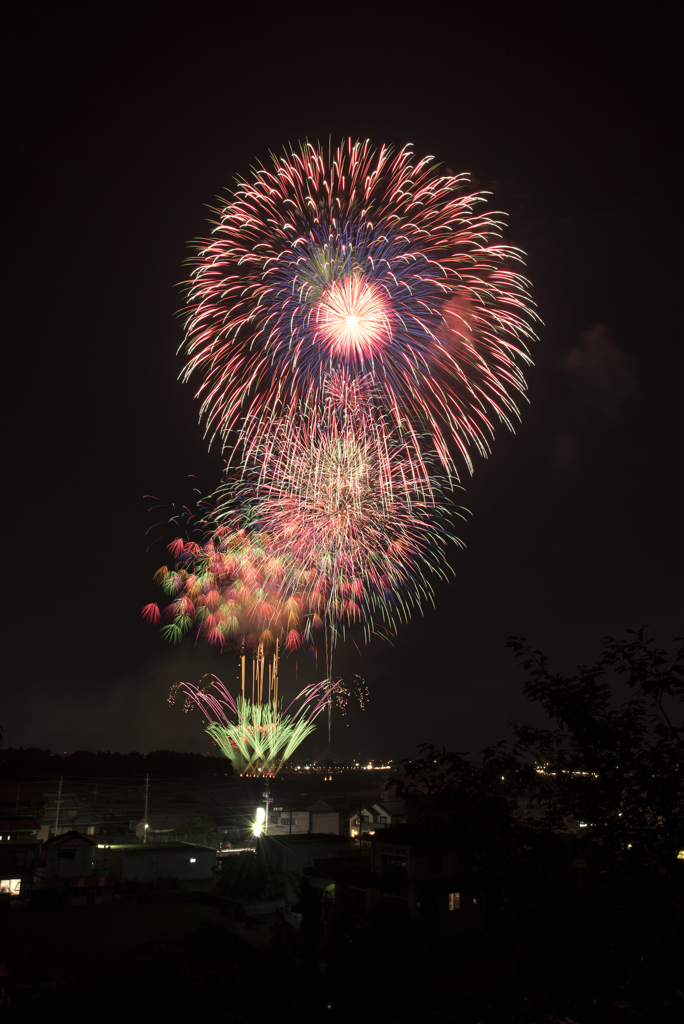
xmin=394 ymin=630 xmax=684 ymax=1013
xmin=172 ymin=817 xmax=215 ymax=846
xmin=504 ymin=627 xmax=683 ymax=865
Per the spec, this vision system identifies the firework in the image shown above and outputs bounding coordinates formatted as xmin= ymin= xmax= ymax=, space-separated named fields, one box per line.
xmin=216 ymin=386 xmax=463 ymax=643
xmin=170 ymin=675 xmax=336 ymax=776
xmin=181 ymin=139 xmax=538 ymax=478
xmin=143 ymin=514 xmax=331 ymax=709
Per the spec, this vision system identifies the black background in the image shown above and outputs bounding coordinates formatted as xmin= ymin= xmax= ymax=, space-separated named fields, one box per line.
xmin=4 ymin=3 xmax=682 ymax=759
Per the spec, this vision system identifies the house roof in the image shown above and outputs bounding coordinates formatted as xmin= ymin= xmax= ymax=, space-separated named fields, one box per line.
xmin=43 ymin=830 xmax=98 ymax=847
xmin=307 ymin=801 xmax=335 ymax=812
xmin=373 ymin=801 xmax=406 ymax=816
xmin=119 ymin=842 xmax=216 ymax=856
xmin=264 ymin=833 xmax=356 ymax=848
xmin=0 ymin=817 xmax=40 ymax=831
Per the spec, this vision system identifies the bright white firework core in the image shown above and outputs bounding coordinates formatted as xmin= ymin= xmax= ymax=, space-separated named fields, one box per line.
xmin=315 ymin=275 xmax=391 ymax=360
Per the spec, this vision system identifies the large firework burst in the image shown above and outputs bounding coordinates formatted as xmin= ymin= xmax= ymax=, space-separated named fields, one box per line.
xmin=181 ymin=139 xmax=538 ymax=477
xmin=216 ymin=383 xmax=462 ymax=640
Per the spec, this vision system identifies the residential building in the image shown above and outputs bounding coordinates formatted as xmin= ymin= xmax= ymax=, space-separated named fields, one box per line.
xmin=259 ymin=833 xmax=357 ymax=900
xmin=318 ymin=826 xmax=489 ymax=938
xmin=93 ymin=840 xmax=217 ymax=883
xmin=267 ymin=806 xmax=310 ymax=835
xmin=37 ymin=793 xmax=102 ymax=840
xmin=344 ymin=799 xmax=406 ymax=837
xmin=40 ymin=830 xmax=98 ymax=878
xmin=0 ymin=817 xmax=42 ymax=897
xmin=308 ymin=800 xmax=339 ymax=834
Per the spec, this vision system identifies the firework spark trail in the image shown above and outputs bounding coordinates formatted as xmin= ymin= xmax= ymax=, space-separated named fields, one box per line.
xmin=214 ymin=384 xmax=465 ymax=642
xmin=170 ymin=675 xmax=340 ymax=775
xmin=181 ymin=139 xmax=538 ymax=480
xmin=144 ymin=524 xmax=324 ymax=656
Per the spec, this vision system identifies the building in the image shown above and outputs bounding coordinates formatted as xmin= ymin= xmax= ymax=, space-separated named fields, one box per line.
xmin=307 ymin=801 xmax=339 ymax=834
xmin=319 ymin=826 xmax=489 ymax=938
xmin=267 ymin=800 xmax=339 ymax=836
xmin=0 ymin=817 xmax=42 ymax=897
xmin=267 ymin=805 xmax=310 ymax=835
xmin=40 ymin=830 xmax=98 ymax=878
xmin=36 ymin=829 xmax=217 ymax=885
xmin=260 ymin=833 xmax=357 ymax=901
xmin=93 ymin=840 xmax=217 ymax=883
xmin=344 ymin=799 xmax=406 ymax=838
xmin=37 ymin=793 xmax=102 ymax=840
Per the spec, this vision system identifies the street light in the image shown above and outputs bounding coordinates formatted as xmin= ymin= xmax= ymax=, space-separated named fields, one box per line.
xmin=253 ymin=807 xmax=265 ymax=838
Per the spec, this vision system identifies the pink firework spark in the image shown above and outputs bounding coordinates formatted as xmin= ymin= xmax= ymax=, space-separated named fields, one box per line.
xmin=181 ymin=138 xmax=538 ymax=479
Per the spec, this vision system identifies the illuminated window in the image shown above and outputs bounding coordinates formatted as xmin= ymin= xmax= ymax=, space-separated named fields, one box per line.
xmin=472 ymin=897 xmax=477 ymax=905
xmin=448 ymin=892 xmax=460 ymax=911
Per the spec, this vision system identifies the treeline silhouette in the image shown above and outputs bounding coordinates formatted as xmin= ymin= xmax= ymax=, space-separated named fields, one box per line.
xmin=0 ymin=747 xmax=233 ymax=777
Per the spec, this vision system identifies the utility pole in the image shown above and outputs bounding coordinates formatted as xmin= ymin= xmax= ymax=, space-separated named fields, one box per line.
xmin=53 ymin=776 xmax=63 ymax=837
xmin=143 ymin=774 xmax=150 ymax=844
xmin=262 ymin=780 xmax=272 ymax=836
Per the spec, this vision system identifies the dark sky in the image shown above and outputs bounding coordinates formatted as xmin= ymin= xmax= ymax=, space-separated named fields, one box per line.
xmin=5 ymin=5 xmax=682 ymax=761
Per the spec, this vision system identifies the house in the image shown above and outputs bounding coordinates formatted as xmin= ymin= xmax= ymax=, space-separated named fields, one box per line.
xmin=93 ymin=841 xmax=217 ymax=883
xmin=319 ymin=826 xmax=489 ymax=938
xmin=266 ymin=805 xmax=310 ymax=835
xmin=0 ymin=816 xmax=40 ymax=841
xmin=268 ymin=800 xmax=339 ymax=835
xmin=38 ymin=793 xmax=102 ymax=840
xmin=259 ymin=833 xmax=357 ymax=900
xmin=40 ymin=830 xmax=98 ymax=878
xmin=0 ymin=818 xmax=42 ymax=897
xmin=344 ymin=799 xmax=406 ymax=837
xmin=307 ymin=800 xmax=339 ymax=834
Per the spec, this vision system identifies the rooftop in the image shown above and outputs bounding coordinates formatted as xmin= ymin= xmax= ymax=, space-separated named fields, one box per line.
xmin=43 ymin=830 xmax=98 ymax=847
xmin=0 ymin=817 xmax=40 ymax=831
xmin=101 ymin=842 xmax=216 ymax=856
xmin=263 ymin=832 xmax=356 ymax=847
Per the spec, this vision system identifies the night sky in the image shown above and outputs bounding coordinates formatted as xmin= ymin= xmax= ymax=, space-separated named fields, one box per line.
xmin=5 ymin=6 xmax=682 ymax=762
